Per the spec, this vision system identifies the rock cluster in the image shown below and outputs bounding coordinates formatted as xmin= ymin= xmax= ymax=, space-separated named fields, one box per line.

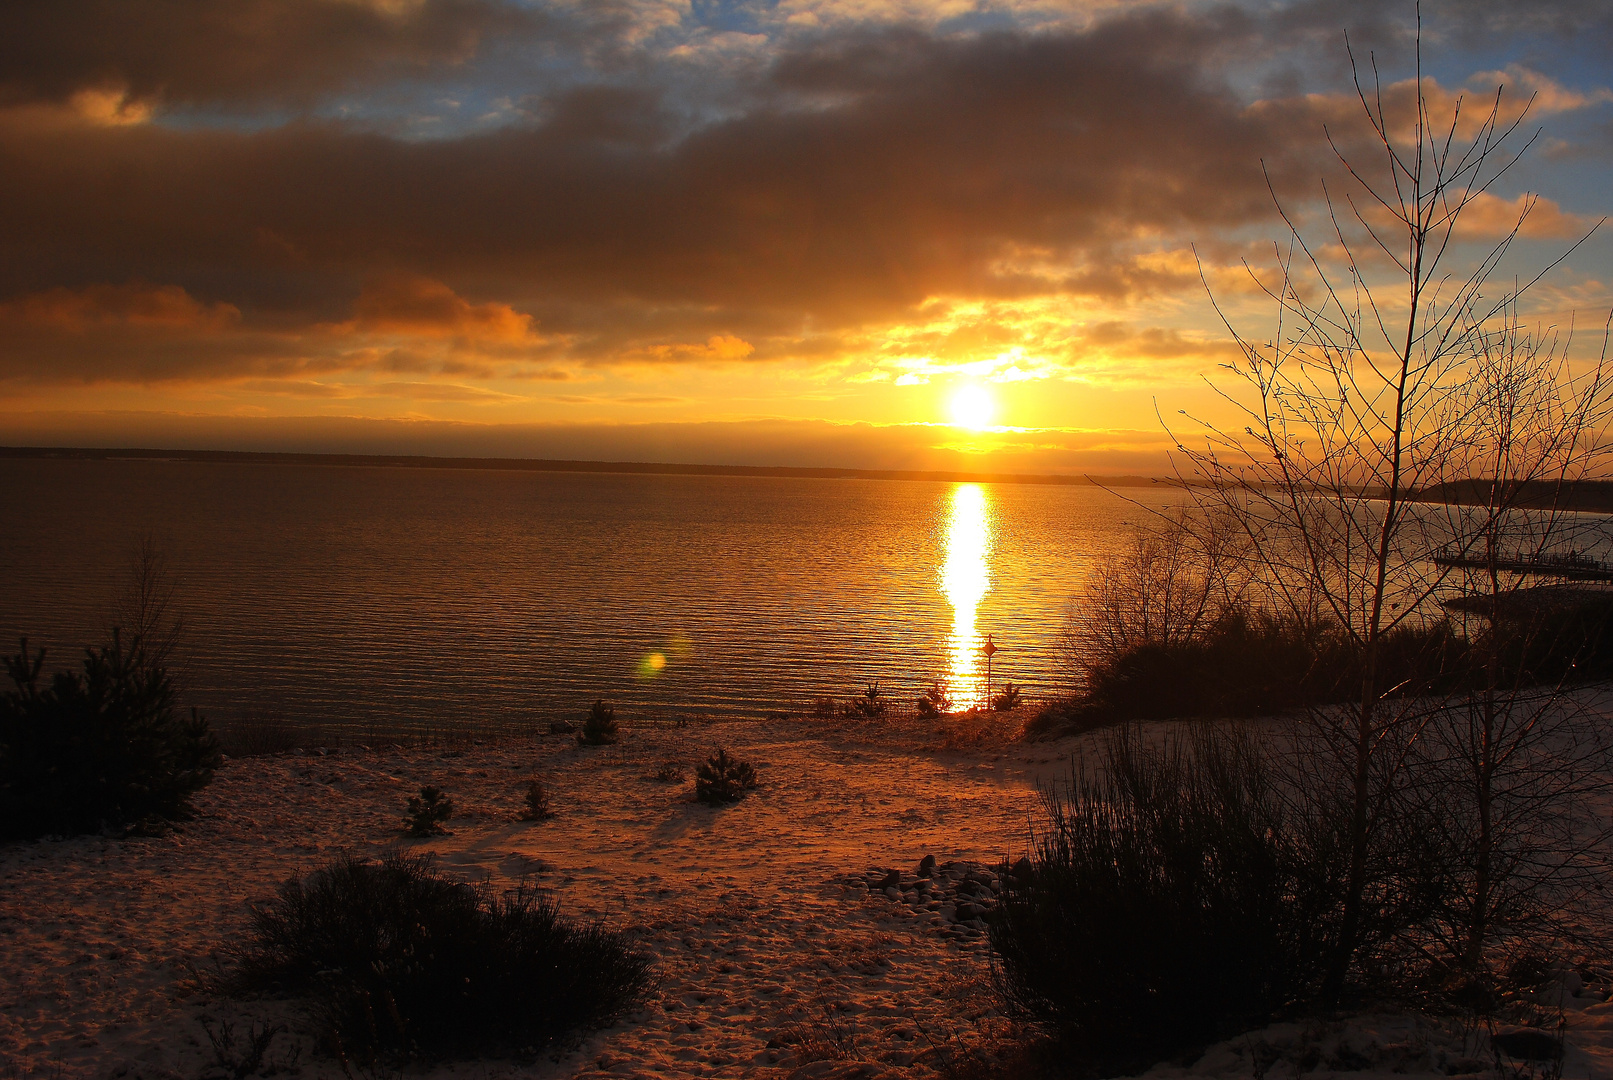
xmin=844 ymin=855 xmax=1003 ymax=938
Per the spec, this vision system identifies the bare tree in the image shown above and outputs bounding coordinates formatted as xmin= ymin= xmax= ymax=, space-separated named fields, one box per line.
xmin=109 ymin=537 xmax=185 ymax=668
xmin=1174 ymin=16 xmax=1612 ymax=1000
xmin=1411 ymin=309 xmax=1613 ymax=984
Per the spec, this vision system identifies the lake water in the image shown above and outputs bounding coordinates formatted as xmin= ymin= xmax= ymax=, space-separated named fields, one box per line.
xmin=0 ymin=459 xmax=1185 ymax=732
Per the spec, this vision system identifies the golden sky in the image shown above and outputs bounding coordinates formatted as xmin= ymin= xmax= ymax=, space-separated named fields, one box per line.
xmin=1 ymin=0 xmax=1610 ymax=474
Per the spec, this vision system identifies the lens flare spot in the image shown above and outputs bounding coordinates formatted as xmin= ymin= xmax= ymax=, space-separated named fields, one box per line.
xmin=638 ymin=652 xmax=667 ymax=678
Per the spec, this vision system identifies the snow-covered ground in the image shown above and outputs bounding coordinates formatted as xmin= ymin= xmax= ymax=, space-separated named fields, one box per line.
xmin=2 ymin=709 xmax=1610 ymax=1079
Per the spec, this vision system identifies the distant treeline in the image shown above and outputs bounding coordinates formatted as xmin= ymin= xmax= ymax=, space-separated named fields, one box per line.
xmin=0 ymin=445 xmax=1174 ymax=488
xmin=1412 ymin=479 xmax=1613 ymax=514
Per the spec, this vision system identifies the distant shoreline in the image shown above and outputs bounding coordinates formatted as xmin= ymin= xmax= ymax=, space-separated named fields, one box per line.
xmin=9 ymin=447 xmax=1613 ymax=510
xmin=0 ymin=445 xmax=1177 ymax=488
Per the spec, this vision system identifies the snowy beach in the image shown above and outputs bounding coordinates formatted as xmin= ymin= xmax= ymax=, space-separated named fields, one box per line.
xmin=5 ymin=709 xmax=1613 ymax=1080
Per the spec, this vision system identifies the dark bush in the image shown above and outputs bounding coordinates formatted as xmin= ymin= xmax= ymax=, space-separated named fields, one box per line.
xmin=404 ymin=786 xmax=453 ymax=836
xmin=1055 ymin=590 xmax=1613 ymax=734
xmin=651 ymin=761 xmax=685 ymax=783
xmin=694 ymin=748 xmax=758 ymax=805
xmin=990 ymin=727 xmax=1338 ymax=1070
xmin=810 ymin=696 xmax=840 ymax=720
xmin=1469 ymin=591 xmax=1613 ymax=686
xmin=916 ymin=681 xmax=952 ymax=718
xmin=1047 ymin=607 xmax=1471 ymax=731
xmin=520 ymin=780 xmax=552 ymax=821
xmin=1085 ymin=610 xmax=1341 ymax=720
xmin=0 ymin=633 xmax=220 ymax=840
xmin=577 ymin=699 xmax=620 ymax=745
xmin=227 ymin=852 xmax=653 ymax=1058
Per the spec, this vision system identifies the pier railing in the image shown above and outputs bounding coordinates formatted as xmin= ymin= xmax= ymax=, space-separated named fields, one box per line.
xmin=1431 ymin=546 xmax=1613 ymax=581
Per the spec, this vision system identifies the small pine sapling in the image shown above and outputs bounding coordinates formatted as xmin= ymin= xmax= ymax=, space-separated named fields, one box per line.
xmin=404 ymin=785 xmax=453 ymax=836
xmin=849 ymin=682 xmax=887 ymax=718
xmin=578 ymin=699 xmax=620 ymax=745
xmin=521 ymin=779 xmax=553 ymax=821
xmin=916 ymin=681 xmax=953 ymax=718
xmin=694 ymin=749 xmax=758 ymax=805
xmin=694 ymin=750 xmax=756 ymax=805
xmin=992 ymin=682 xmax=1022 ymax=711
xmin=652 ymin=761 xmax=685 ymax=783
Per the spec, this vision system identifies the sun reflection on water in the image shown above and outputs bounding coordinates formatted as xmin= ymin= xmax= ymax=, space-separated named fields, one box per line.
xmin=940 ymin=483 xmax=993 ymax=709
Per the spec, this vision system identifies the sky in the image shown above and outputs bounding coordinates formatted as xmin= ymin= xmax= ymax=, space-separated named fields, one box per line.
xmin=1 ymin=0 xmax=1610 ymax=475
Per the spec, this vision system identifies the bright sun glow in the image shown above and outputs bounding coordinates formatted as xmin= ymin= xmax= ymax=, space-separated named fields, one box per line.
xmin=948 ymin=384 xmax=996 ymax=430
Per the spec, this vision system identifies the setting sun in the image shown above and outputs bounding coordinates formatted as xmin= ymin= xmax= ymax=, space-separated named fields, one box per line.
xmin=949 ymin=384 xmax=996 ymax=430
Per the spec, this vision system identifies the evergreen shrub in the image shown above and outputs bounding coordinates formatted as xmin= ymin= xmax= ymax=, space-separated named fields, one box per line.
xmin=847 ymin=683 xmax=886 ymax=718
xmin=992 ymin=682 xmax=1022 ymax=711
xmin=578 ymin=699 xmax=620 ymax=745
xmin=694 ymin=748 xmax=758 ymax=805
xmin=404 ymin=786 xmax=453 ymax=836
xmin=521 ymin=779 xmax=552 ymax=821
xmin=916 ymin=682 xmax=952 ymax=718
xmin=0 ymin=634 xmax=219 ymax=840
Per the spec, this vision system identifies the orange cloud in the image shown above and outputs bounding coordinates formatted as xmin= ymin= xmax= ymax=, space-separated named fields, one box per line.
xmin=232 ymin=378 xmax=526 ymax=402
xmin=634 ymin=334 xmax=757 ymax=362
xmin=1467 ymin=66 xmax=1613 ymax=117
xmin=1453 ymin=192 xmax=1598 ymax=241
xmin=348 ymin=275 xmax=533 ymax=341
xmin=67 ymin=85 xmax=154 ymax=126
xmin=0 ymin=281 xmax=240 ymax=332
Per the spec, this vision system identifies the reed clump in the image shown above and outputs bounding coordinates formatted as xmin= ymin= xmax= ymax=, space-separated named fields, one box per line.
xmin=216 ymin=709 xmax=338 ymax=757
xmin=651 ymin=761 xmax=685 ymax=783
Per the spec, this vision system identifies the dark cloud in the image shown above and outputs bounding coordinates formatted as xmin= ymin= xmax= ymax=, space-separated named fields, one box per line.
xmin=0 ymin=0 xmax=548 ymax=110
xmin=1 ymin=1 xmax=1597 ymax=390
xmin=0 ymin=275 xmax=559 ymax=383
xmin=0 ymin=14 xmax=1341 ymax=384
